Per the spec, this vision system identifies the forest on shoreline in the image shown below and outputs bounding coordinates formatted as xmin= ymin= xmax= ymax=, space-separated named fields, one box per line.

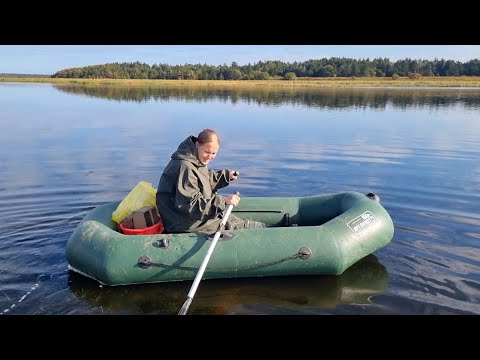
xmin=3 ymin=57 xmax=480 ymax=81
xmin=51 ymin=58 xmax=480 ymax=80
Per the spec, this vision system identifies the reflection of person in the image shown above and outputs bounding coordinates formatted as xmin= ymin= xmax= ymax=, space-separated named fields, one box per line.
xmin=156 ymin=129 xmax=267 ymax=233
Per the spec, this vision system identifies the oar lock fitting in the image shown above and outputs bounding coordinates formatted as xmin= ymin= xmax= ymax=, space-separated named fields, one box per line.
xmin=154 ymin=238 xmax=170 ymax=248
xmin=206 ymin=231 xmax=235 ymax=241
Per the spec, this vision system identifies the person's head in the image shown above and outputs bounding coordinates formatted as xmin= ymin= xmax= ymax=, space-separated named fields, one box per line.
xmin=195 ymin=129 xmax=220 ymax=165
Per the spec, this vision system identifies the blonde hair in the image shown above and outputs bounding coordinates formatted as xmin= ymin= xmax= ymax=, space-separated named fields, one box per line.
xmin=196 ymin=128 xmax=220 ymax=145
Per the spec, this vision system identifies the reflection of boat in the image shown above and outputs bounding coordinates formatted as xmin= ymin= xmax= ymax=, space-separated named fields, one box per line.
xmin=68 ymin=255 xmax=389 ymax=314
xmin=66 ymin=191 xmax=394 ymax=286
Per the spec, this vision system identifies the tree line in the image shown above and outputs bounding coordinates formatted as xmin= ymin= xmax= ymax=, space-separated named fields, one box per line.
xmin=48 ymin=57 xmax=480 ymax=79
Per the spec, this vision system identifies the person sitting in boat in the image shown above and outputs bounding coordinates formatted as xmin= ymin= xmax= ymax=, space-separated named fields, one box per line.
xmin=156 ymin=128 xmax=268 ymax=233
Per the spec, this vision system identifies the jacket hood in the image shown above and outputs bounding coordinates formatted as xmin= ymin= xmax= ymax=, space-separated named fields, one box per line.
xmin=171 ymin=136 xmax=203 ymax=166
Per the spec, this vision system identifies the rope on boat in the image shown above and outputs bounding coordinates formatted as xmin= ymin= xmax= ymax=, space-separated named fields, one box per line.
xmin=137 ymin=247 xmax=311 ymax=271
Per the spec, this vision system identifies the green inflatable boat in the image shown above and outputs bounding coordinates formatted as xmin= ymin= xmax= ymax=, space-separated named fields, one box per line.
xmin=66 ymin=191 xmax=394 ymax=286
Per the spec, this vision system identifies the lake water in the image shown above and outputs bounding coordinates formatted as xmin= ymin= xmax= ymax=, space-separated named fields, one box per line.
xmin=1 ymin=82 xmax=479 ymax=315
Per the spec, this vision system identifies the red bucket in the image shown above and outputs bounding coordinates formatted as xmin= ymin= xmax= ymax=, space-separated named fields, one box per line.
xmin=119 ymin=219 xmax=164 ymax=235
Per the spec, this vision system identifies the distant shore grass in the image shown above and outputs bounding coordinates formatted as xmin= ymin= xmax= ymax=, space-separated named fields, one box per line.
xmin=2 ymin=76 xmax=480 ymax=88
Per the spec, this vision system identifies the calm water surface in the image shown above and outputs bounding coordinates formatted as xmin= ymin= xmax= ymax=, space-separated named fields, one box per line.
xmin=1 ymin=83 xmax=479 ymax=315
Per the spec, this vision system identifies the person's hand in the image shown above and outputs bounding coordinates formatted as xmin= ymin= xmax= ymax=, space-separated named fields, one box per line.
xmin=229 ymin=170 xmax=239 ymax=181
xmin=225 ymin=193 xmax=240 ymax=206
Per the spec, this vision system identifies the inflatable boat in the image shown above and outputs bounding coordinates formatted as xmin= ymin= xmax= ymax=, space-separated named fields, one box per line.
xmin=66 ymin=191 xmax=394 ymax=286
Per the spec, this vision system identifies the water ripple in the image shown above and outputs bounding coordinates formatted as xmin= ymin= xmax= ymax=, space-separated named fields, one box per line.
xmin=1 ymin=84 xmax=480 ymax=314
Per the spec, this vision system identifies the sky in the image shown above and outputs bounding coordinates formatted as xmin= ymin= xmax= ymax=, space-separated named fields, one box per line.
xmin=1 ymin=45 xmax=480 ymax=75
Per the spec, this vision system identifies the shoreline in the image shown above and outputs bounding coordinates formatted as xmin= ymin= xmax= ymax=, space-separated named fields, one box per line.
xmin=2 ymin=76 xmax=480 ymax=88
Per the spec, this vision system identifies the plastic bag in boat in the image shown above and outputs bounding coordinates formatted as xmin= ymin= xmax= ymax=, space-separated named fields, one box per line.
xmin=111 ymin=181 xmax=157 ymax=223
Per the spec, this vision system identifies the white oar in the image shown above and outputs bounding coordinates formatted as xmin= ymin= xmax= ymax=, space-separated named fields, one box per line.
xmin=178 ymin=191 xmax=239 ymax=315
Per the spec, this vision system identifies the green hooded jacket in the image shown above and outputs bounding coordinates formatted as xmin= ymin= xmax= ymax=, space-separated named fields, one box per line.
xmin=156 ymin=136 xmax=234 ymax=233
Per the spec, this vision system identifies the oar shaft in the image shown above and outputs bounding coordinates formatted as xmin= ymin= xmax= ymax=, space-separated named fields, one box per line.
xmin=186 ymin=203 xmax=234 ymax=299
xmin=178 ymin=191 xmax=240 ymax=315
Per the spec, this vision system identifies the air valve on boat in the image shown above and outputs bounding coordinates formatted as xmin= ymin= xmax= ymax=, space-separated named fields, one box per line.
xmin=366 ymin=193 xmax=380 ymax=202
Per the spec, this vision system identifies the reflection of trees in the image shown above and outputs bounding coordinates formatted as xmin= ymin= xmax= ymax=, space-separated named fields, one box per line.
xmin=54 ymin=84 xmax=480 ymax=110
xmin=68 ymin=254 xmax=388 ymax=315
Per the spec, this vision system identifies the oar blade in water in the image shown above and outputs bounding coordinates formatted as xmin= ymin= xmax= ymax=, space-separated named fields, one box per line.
xmin=178 ymin=297 xmax=192 ymax=315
